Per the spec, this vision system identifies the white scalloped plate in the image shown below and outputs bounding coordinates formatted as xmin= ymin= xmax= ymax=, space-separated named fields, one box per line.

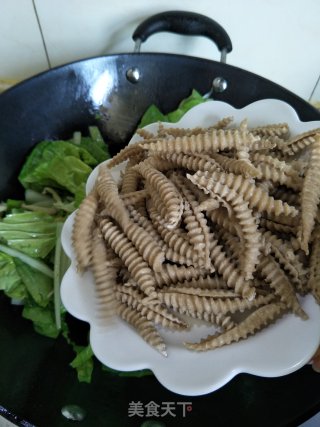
xmin=61 ymin=99 xmax=320 ymax=396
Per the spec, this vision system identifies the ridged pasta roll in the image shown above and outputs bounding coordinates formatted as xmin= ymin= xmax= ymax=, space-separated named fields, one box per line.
xmin=261 ymin=230 xmax=306 ymax=289
xmin=154 ymin=263 xmax=208 ymax=287
xmin=171 ymin=173 xmax=212 ymax=269
xmin=91 ymin=228 xmax=119 ymax=321
xmin=100 ymin=217 xmax=158 ymax=300
xmin=279 ymin=129 xmax=320 ymax=156
xmin=151 ymin=152 xmax=221 ymax=173
xmin=148 ymin=203 xmax=206 ymax=268
xmin=140 ymin=129 xmax=260 ymax=154
xmin=187 ymin=171 xmax=261 ymax=281
xmin=184 ymin=302 xmax=287 ymax=351
xmin=107 ymin=142 xmax=145 ymax=168
xmin=135 ymin=161 xmax=183 ymax=229
xmin=121 ymin=189 xmax=148 ymax=206
xmin=96 ymin=164 xmax=130 ymax=229
xmin=211 ymin=152 xmax=259 ymax=178
xmin=116 ymin=303 xmax=167 ymax=356
xmin=308 ymin=225 xmax=320 ymax=303
xmin=297 ymin=134 xmax=320 ymax=253
xmin=187 ymin=169 xmax=298 ymax=218
xmin=250 ymin=123 xmax=289 ymax=138
xmin=116 ymin=286 xmax=188 ymax=330
xmin=258 ymin=254 xmax=307 ymax=319
xmin=159 ymin=291 xmax=274 ymax=317
xmin=72 ymin=189 xmax=98 ymax=272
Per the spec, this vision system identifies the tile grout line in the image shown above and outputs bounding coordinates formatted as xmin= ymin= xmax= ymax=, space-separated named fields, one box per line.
xmin=308 ymin=72 xmax=320 ymax=102
xmin=32 ymin=0 xmax=52 ymax=69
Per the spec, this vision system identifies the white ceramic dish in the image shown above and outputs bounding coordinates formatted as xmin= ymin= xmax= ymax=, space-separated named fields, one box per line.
xmin=61 ymin=99 xmax=320 ymax=396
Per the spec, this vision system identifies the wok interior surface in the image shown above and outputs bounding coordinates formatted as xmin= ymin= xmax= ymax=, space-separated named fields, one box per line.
xmin=0 ymin=52 xmax=320 ymax=426
xmin=1 ymin=53 xmax=319 ymax=199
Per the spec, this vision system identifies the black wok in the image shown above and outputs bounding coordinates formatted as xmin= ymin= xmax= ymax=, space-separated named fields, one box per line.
xmin=0 ymin=11 xmax=320 ymax=427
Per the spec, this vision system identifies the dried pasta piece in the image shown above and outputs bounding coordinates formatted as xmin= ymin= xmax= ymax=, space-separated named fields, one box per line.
xmin=258 ymin=254 xmax=307 ymax=319
xmin=249 ymin=138 xmax=277 ymax=151
xmin=117 ymin=286 xmax=188 ymax=330
xmin=308 ymin=225 xmax=320 ymax=303
xmin=212 ymin=116 xmax=234 ymax=130
xmin=100 ymin=218 xmax=158 ymax=300
xmin=207 ymin=207 xmax=243 ymax=237
xmin=280 ymin=129 xmax=320 ymax=155
xmin=91 ymin=228 xmax=119 ymax=321
xmin=188 ymin=169 xmax=298 ymax=218
xmin=187 ymin=171 xmax=261 ymax=281
xmin=211 ymin=152 xmax=259 ymax=178
xmin=297 ymin=134 xmax=320 ymax=253
xmin=209 ymin=241 xmax=256 ymax=300
xmin=271 ymin=187 xmax=300 ymax=207
xmin=254 ymin=163 xmax=303 ymax=191
xmin=72 ymin=189 xmax=98 ymax=272
xmin=159 ymin=292 xmax=275 ymax=317
xmin=171 ymin=276 xmax=230 ymax=290
xmin=261 ymin=230 xmax=304 ymax=288
xmin=123 ymin=220 xmax=165 ymax=272
xmin=135 ymin=161 xmax=183 ymax=229
xmin=152 ymin=151 xmax=221 ymax=174
xmin=136 ymin=128 xmax=155 ymax=140
xmin=107 ymin=142 xmax=145 ymax=168
xmin=250 ymin=153 xmax=297 ymax=178
xmin=127 ymin=204 xmax=164 ymax=247
xmin=251 ymin=123 xmax=290 ymax=138
xmin=154 ymin=263 xmax=208 ymax=287
xmin=171 ymin=303 xmax=235 ymax=330
xmin=96 ymin=164 xmax=130 ymax=229
xmin=120 ymin=165 xmax=140 ymax=194
xmin=151 ymin=119 xmax=233 ymax=139
xmin=116 ymin=303 xmax=167 ymax=356
xmin=121 ymin=189 xmax=148 ymax=206
xmin=184 ymin=302 xmax=286 ymax=351
xmin=216 ymin=227 xmax=243 ymax=264
xmin=140 ymin=129 xmax=260 ymax=154
xmin=147 ymin=203 xmax=205 ymax=268
xmin=288 ymin=159 xmax=308 ymax=176
xmin=171 ymin=173 xmax=211 ymax=269
xmin=259 ymin=218 xmax=296 ymax=234
xmin=160 ymin=286 xmax=239 ymax=298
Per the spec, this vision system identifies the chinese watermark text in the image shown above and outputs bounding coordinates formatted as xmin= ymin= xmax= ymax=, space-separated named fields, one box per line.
xmin=128 ymin=401 xmax=192 ymax=418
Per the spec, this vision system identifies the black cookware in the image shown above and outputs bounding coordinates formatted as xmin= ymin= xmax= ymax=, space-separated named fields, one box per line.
xmin=0 ymin=11 xmax=319 ymax=427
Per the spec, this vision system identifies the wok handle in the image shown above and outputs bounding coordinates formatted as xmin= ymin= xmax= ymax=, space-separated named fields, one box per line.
xmin=132 ymin=10 xmax=232 ymax=62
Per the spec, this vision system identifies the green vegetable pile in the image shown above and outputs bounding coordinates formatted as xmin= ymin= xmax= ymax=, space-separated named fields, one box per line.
xmin=0 ymin=90 xmax=207 ymax=382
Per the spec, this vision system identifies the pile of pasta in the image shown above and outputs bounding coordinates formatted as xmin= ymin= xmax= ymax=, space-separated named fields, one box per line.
xmin=72 ymin=116 xmax=320 ymax=356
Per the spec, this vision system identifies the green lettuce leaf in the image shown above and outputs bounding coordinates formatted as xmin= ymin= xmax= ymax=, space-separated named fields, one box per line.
xmin=138 ymin=105 xmax=168 ymax=128
xmin=167 ymin=89 xmax=208 ymax=122
xmin=138 ymin=89 xmax=207 ymax=127
xmin=0 ymin=251 xmax=27 ymax=300
xmin=14 ymin=258 xmax=53 ymax=307
xmin=0 ymin=211 xmax=57 ymax=259
xmin=71 ymin=127 xmax=110 ymax=164
xmin=70 ymin=345 xmax=94 ymax=383
xmin=22 ymin=304 xmax=60 ymax=338
xmin=18 ymin=128 xmax=110 ymax=207
xmin=18 ymin=142 xmax=91 ymax=205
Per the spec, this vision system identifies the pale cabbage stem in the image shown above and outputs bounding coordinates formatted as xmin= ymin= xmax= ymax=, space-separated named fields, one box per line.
xmin=0 ymin=243 xmax=54 ymax=278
